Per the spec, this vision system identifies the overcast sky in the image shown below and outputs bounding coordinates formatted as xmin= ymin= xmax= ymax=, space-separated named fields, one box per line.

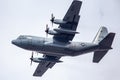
xmin=0 ymin=0 xmax=120 ymax=80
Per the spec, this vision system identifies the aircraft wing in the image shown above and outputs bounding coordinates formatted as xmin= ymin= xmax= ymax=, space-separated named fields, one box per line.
xmin=33 ymin=55 xmax=61 ymax=77
xmin=53 ymin=1 xmax=82 ymax=42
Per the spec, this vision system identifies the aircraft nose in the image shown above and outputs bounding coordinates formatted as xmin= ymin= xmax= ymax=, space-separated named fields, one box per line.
xmin=12 ymin=40 xmax=16 ymax=44
xmin=12 ymin=40 xmax=21 ymax=46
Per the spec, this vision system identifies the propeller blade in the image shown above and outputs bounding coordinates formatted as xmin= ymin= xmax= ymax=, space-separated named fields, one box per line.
xmin=51 ymin=13 xmax=55 ymax=27
xmin=45 ymin=24 xmax=49 ymax=37
xmin=30 ymin=59 xmax=32 ymax=65
xmin=46 ymin=24 xmax=48 ymax=30
xmin=51 ymin=13 xmax=53 ymax=19
xmin=46 ymin=32 xmax=48 ymax=37
xmin=36 ymin=52 xmax=38 ymax=55
xmin=30 ymin=52 xmax=34 ymax=66
xmin=31 ymin=52 xmax=33 ymax=58
xmin=52 ymin=21 xmax=53 ymax=27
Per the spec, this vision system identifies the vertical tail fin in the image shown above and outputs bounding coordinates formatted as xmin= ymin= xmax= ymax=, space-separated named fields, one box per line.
xmin=93 ymin=27 xmax=108 ymax=44
xmin=92 ymin=27 xmax=115 ymax=63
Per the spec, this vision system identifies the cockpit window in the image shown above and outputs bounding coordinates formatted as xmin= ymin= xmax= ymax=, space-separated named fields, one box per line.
xmin=17 ymin=36 xmax=26 ymax=39
xmin=26 ymin=36 xmax=32 ymax=39
xmin=17 ymin=36 xmax=32 ymax=40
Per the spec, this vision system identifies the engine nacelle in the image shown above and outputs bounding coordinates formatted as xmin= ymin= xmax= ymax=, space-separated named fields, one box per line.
xmin=47 ymin=30 xmax=58 ymax=35
xmin=31 ymin=57 xmax=63 ymax=63
xmin=54 ymin=28 xmax=79 ymax=35
xmin=45 ymin=28 xmax=79 ymax=36
xmin=53 ymin=19 xmax=67 ymax=25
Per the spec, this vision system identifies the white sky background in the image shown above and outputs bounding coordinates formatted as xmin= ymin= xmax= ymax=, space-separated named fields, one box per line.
xmin=0 ymin=0 xmax=120 ymax=80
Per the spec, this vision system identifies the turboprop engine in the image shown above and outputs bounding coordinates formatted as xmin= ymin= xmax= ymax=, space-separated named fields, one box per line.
xmin=30 ymin=52 xmax=62 ymax=65
xmin=45 ymin=24 xmax=79 ymax=37
xmin=50 ymin=14 xmax=67 ymax=26
xmin=45 ymin=24 xmax=58 ymax=37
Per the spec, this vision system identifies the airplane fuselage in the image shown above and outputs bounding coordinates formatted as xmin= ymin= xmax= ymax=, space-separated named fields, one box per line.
xmin=11 ymin=0 xmax=115 ymax=77
xmin=12 ymin=35 xmax=99 ymax=57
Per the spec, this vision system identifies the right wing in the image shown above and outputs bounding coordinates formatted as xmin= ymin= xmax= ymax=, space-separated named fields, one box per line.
xmin=33 ymin=55 xmax=61 ymax=77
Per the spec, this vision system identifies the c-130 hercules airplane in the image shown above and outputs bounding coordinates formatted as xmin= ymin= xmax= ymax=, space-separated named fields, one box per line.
xmin=12 ymin=0 xmax=115 ymax=77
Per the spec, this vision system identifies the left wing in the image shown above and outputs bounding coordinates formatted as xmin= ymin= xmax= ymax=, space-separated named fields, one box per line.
xmin=53 ymin=1 xmax=82 ymax=42
xmin=33 ymin=55 xmax=61 ymax=77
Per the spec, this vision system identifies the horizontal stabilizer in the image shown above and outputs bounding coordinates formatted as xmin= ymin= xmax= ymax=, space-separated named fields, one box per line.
xmin=93 ymin=50 xmax=108 ymax=63
xmin=93 ymin=32 xmax=115 ymax=63
xmin=99 ymin=33 xmax=115 ymax=47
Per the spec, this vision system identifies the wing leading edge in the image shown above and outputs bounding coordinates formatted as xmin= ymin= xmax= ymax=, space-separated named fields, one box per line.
xmin=53 ymin=1 xmax=82 ymax=42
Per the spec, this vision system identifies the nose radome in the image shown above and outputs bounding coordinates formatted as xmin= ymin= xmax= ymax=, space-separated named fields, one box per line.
xmin=12 ymin=40 xmax=20 ymax=46
xmin=12 ymin=40 xmax=16 ymax=44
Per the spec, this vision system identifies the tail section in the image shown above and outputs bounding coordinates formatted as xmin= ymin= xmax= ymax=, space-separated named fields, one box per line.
xmin=99 ymin=33 xmax=115 ymax=49
xmin=92 ymin=27 xmax=115 ymax=63
xmin=93 ymin=50 xmax=108 ymax=63
xmin=93 ymin=27 xmax=108 ymax=44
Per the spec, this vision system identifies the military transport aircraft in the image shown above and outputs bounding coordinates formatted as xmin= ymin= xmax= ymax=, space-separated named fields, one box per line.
xmin=12 ymin=0 xmax=115 ymax=77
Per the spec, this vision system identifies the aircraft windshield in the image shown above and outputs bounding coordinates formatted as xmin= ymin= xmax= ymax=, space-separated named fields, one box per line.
xmin=17 ymin=36 xmax=32 ymax=39
xmin=26 ymin=36 xmax=32 ymax=39
xmin=17 ymin=36 xmax=26 ymax=39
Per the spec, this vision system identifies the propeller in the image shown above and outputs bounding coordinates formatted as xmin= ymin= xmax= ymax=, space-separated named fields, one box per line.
xmin=30 ymin=52 xmax=34 ymax=66
xmin=45 ymin=24 xmax=49 ymax=37
xmin=50 ymin=13 xmax=55 ymax=27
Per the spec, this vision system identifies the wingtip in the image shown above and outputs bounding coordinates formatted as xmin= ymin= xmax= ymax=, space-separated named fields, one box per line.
xmin=73 ymin=0 xmax=82 ymax=2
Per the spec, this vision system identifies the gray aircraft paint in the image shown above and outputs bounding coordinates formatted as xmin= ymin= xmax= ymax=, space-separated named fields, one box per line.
xmin=0 ymin=0 xmax=117 ymax=79
xmin=12 ymin=35 xmax=98 ymax=56
xmin=11 ymin=0 xmax=115 ymax=77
